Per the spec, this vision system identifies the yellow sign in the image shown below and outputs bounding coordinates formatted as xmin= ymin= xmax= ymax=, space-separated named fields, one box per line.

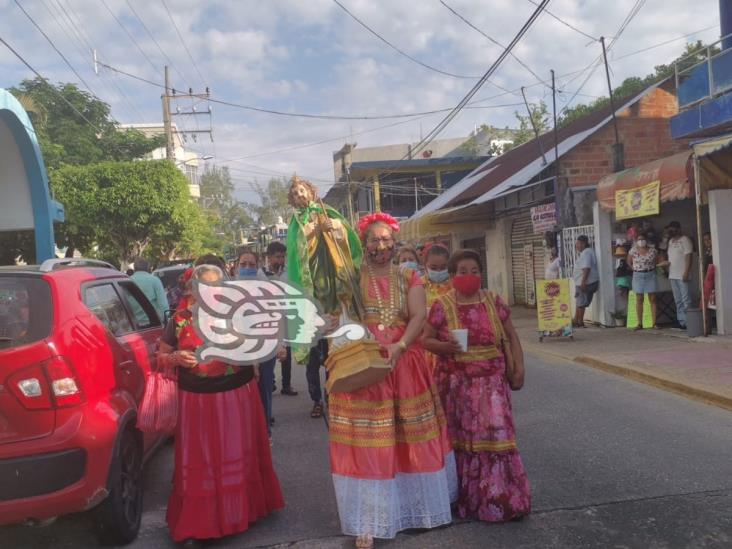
xmin=615 ymin=180 xmax=660 ymax=220
xmin=536 ymin=279 xmax=572 ymax=332
xmin=626 ymin=291 xmax=654 ymax=329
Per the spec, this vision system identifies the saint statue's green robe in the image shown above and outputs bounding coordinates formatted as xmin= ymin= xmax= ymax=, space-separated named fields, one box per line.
xmin=286 ymin=202 xmax=363 ymax=322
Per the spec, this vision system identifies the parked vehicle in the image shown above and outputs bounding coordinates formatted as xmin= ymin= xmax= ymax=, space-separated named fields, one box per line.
xmin=152 ymin=263 xmax=190 ymax=292
xmin=0 ymin=259 xmax=165 ymax=544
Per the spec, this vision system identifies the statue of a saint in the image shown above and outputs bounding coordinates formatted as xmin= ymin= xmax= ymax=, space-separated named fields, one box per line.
xmin=286 ymin=176 xmax=363 ymax=322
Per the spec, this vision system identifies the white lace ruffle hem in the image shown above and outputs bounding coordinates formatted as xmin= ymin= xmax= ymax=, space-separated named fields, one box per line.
xmin=332 ymin=451 xmax=458 ymax=539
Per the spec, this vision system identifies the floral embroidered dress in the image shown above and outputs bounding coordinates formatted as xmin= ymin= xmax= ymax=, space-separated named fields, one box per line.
xmin=428 ymin=290 xmax=531 ymax=522
xmin=328 ymin=266 xmax=457 ymax=539
xmin=422 ymin=274 xmax=452 ymax=371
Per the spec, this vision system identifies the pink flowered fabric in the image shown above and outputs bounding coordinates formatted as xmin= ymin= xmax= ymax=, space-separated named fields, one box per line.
xmin=428 ymin=297 xmax=531 ymax=521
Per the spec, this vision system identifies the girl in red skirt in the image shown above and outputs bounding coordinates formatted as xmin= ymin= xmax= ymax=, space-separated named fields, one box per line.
xmin=158 ymin=265 xmax=284 ymax=544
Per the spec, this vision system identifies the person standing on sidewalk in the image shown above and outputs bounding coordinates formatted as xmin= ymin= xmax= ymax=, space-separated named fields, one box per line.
xmin=306 ymin=339 xmax=328 ymax=418
xmin=665 ymin=221 xmax=694 ymax=329
xmin=572 ymin=235 xmax=599 ymax=328
xmin=628 ymin=232 xmax=659 ymax=330
xmin=262 ymin=241 xmax=298 ymax=397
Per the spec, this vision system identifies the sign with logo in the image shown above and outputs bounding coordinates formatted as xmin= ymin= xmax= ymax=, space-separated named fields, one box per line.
xmin=531 ymin=203 xmax=557 ymax=234
xmin=536 ymin=278 xmax=572 ymax=332
xmin=615 ymin=180 xmax=660 ymax=220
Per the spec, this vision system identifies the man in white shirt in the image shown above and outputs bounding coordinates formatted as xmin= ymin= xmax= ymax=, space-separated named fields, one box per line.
xmin=665 ymin=221 xmax=693 ymax=329
xmin=573 ymin=235 xmax=599 ymax=327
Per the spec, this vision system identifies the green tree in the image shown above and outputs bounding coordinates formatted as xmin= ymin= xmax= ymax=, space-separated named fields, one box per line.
xmin=513 ymin=100 xmax=550 ymax=147
xmin=9 ymin=78 xmax=163 ymax=169
xmin=199 ymin=165 xmax=254 ymax=249
xmin=558 ymin=41 xmax=718 ymax=128
xmin=244 ymin=177 xmax=293 ymax=227
xmin=51 ymin=160 xmax=195 ymax=267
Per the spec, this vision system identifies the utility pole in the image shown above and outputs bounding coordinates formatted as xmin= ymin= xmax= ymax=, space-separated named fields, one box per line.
xmin=521 ymin=86 xmax=547 ymax=166
xmin=601 ymin=36 xmax=625 ymax=172
xmin=162 ymin=65 xmax=174 ymax=161
xmin=345 ymin=165 xmax=355 ymax=227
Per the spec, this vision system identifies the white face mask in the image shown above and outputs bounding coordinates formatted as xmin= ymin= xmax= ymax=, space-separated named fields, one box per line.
xmin=637 ymin=239 xmax=647 ymax=248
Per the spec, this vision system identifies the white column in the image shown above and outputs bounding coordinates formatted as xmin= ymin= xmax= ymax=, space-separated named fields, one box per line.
xmin=593 ymin=201 xmax=615 ymax=327
xmin=485 ymin=219 xmax=512 ymax=302
xmin=708 ymin=189 xmax=732 ymax=334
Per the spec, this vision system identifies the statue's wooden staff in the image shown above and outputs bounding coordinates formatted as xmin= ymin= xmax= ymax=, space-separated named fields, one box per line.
xmin=316 ymin=197 xmax=366 ymax=322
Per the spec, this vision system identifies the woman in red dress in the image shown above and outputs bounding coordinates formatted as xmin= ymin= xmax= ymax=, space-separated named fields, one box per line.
xmin=158 ymin=264 xmax=284 ymax=544
xmin=328 ymin=213 xmax=456 ymax=549
xmin=423 ymin=249 xmax=530 ymax=522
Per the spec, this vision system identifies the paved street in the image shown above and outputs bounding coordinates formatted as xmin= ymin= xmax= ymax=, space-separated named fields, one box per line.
xmin=3 ymin=351 xmax=732 ymax=548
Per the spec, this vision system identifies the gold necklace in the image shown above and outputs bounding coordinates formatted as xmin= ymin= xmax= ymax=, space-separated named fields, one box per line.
xmin=367 ymin=263 xmax=396 ymax=331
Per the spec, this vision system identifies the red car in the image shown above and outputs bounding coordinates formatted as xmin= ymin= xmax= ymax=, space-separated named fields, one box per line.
xmin=0 ymin=259 xmax=165 ymax=544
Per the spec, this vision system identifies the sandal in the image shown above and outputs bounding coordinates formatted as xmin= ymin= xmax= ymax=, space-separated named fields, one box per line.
xmin=356 ymin=535 xmax=374 ymax=549
xmin=310 ymin=403 xmax=323 ymax=418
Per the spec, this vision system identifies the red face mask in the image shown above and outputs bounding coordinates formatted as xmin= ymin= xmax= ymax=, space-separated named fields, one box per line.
xmin=452 ymin=274 xmax=481 ymax=295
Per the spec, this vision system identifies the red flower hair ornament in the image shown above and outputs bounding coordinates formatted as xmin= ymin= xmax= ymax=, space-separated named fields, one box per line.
xmin=358 ymin=212 xmax=400 ymax=240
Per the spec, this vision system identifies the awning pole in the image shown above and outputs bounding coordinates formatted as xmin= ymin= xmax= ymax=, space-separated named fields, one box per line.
xmin=693 ymin=154 xmax=708 ymax=336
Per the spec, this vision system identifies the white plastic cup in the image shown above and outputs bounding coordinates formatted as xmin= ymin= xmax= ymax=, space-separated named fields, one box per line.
xmin=451 ymin=329 xmax=468 ymax=352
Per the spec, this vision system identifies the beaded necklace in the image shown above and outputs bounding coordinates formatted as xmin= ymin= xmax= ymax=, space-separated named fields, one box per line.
xmin=366 ymin=262 xmax=397 ymax=331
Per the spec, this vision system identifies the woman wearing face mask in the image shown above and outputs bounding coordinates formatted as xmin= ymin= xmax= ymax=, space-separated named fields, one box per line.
xmin=158 ymin=265 xmax=284 ymax=544
xmin=396 ymin=246 xmax=420 ymax=272
xmin=423 ymin=249 xmax=530 ymax=523
xmin=420 ymin=244 xmax=452 ymax=370
xmin=328 ymin=212 xmax=456 ymax=549
xmin=627 ymin=231 xmax=659 ymax=330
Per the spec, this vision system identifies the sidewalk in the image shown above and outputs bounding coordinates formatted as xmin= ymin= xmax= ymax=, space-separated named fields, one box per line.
xmin=513 ymin=307 xmax=732 ymax=412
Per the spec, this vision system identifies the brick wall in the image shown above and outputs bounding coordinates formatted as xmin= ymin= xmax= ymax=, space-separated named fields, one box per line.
xmin=560 ymin=86 xmax=691 ymax=188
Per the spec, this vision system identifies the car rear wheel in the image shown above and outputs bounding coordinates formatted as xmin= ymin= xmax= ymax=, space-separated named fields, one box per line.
xmin=95 ymin=427 xmax=143 ymax=545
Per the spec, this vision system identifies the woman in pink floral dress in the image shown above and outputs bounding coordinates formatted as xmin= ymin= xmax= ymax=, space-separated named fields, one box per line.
xmin=423 ymin=249 xmax=531 ymax=522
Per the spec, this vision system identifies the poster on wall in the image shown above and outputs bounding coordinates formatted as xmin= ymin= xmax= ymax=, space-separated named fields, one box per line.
xmin=531 ymin=203 xmax=557 ymax=234
xmin=615 ymin=180 xmax=660 ymax=220
xmin=536 ymin=279 xmax=572 ymax=334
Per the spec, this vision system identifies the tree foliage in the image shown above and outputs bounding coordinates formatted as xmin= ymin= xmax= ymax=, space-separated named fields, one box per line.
xmin=244 ymin=177 xmax=294 ymax=227
xmin=199 ymin=165 xmax=254 ymax=249
xmin=513 ymin=100 xmax=551 ymax=147
xmin=51 ymin=161 xmax=200 ymax=267
xmin=9 ymin=78 xmax=164 ymax=169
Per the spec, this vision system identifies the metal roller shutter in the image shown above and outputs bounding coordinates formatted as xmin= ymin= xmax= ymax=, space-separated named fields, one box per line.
xmin=511 ymin=214 xmax=547 ymax=306
xmin=461 ymin=236 xmax=488 ymax=290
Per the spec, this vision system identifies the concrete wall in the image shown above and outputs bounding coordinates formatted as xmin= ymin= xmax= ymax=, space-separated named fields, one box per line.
xmin=708 ymin=190 xmax=732 ymax=335
xmin=485 ymin=217 xmax=512 ymax=303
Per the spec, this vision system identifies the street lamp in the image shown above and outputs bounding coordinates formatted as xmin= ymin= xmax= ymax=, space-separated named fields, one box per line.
xmin=175 ymin=155 xmax=213 ymax=167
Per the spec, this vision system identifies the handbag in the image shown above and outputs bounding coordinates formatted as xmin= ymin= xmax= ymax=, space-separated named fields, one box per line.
xmin=137 ymin=346 xmax=178 ymax=434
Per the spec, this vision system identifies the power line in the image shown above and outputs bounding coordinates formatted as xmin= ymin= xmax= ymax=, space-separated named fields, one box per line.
xmin=439 ymin=0 xmax=549 ymax=86
xmin=95 ymin=58 xmax=525 ymax=120
xmin=14 ymin=0 xmax=96 ymax=94
xmin=613 ymin=25 xmax=718 ymax=61
xmin=100 ymin=0 xmax=157 ymax=73
xmin=160 ymin=0 xmax=207 ymax=87
xmin=124 ymin=0 xmax=189 ymax=86
xmin=0 ymin=35 xmax=102 ymax=132
xmin=331 ymin=0 xmax=480 ymax=80
xmin=526 ymin=0 xmax=598 ymax=42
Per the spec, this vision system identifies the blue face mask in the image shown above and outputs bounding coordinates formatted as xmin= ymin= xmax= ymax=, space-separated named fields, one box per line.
xmin=400 ymin=261 xmax=420 ymax=271
xmin=239 ymin=267 xmax=258 ymax=278
xmin=427 ymin=269 xmax=449 ymax=283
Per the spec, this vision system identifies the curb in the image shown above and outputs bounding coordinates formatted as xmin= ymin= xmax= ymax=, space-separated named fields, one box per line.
xmin=572 ymin=356 xmax=732 ymax=413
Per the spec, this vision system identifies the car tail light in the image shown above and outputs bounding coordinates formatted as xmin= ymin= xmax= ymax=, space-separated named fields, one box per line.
xmin=8 ymin=365 xmax=53 ymax=410
xmin=6 ymin=357 xmax=83 ymax=410
xmin=46 ymin=356 xmax=83 ymax=407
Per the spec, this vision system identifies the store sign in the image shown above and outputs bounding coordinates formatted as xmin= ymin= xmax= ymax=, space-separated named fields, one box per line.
xmin=530 ymin=203 xmax=556 ymax=234
xmin=615 ymin=180 xmax=660 ymax=220
xmin=536 ymin=279 xmax=572 ymax=332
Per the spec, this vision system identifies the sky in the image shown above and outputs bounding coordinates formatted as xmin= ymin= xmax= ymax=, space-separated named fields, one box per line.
xmin=0 ymin=0 xmax=721 ymax=203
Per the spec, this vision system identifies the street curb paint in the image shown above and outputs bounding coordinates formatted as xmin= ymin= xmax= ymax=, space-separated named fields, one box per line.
xmin=573 ymin=356 xmax=732 ymax=413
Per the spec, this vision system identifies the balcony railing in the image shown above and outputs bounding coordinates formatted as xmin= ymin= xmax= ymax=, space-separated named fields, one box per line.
xmin=676 ymin=35 xmax=732 ymax=109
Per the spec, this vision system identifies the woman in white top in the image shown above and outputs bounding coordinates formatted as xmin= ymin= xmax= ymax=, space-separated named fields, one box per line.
xmin=544 ymin=247 xmax=561 ymax=279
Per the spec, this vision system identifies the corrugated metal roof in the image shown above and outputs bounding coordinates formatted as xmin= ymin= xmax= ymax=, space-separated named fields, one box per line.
xmin=412 ymin=81 xmax=664 ymax=219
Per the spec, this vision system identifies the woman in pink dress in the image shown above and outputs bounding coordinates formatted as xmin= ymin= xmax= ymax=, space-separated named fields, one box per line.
xmin=157 ymin=264 xmax=284 ymax=544
xmin=328 ymin=213 xmax=456 ymax=548
xmin=423 ymin=249 xmax=531 ymax=522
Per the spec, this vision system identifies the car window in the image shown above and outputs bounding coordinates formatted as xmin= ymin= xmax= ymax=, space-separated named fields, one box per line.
xmin=0 ymin=277 xmax=52 ymax=350
xmin=83 ymin=284 xmax=134 ymax=336
xmin=117 ymin=281 xmax=161 ymax=329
